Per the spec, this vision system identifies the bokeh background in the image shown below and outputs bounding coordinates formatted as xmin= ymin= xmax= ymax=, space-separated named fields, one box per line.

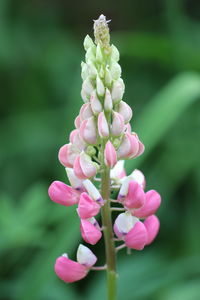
xmin=1 ymin=0 xmax=200 ymax=299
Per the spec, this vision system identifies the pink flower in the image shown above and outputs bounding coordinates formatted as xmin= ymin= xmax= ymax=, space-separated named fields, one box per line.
xmin=134 ymin=190 xmax=161 ymax=218
xmin=80 ymin=218 xmax=102 ymax=245
xmin=125 ymin=221 xmax=147 ymax=250
xmin=77 ymin=192 xmax=100 ymax=219
xmin=117 ymin=133 xmax=139 ymax=159
xmin=104 ymin=141 xmax=117 ymax=168
xmin=74 ymin=152 xmax=97 ymax=179
xmin=55 ymin=244 xmax=97 ymax=283
xmin=79 ymin=116 xmax=97 ymax=144
xmin=98 ymin=112 xmax=109 ymax=138
xmin=118 ymin=180 xmax=145 ymax=209
xmin=79 ymin=103 xmax=93 ymax=121
xmin=111 ymin=111 xmax=124 ymax=136
xmin=117 ymin=133 xmax=145 ymax=159
xmin=48 ymin=181 xmax=80 ymax=206
xmin=114 ymin=212 xmax=147 ymax=250
xmin=58 ymin=144 xmax=78 ymax=168
xmin=144 ymin=215 xmax=160 ymax=245
xmin=118 ymin=101 xmax=132 ymax=124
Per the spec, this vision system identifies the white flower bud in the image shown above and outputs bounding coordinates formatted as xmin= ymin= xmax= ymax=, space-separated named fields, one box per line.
xmin=111 ymin=44 xmax=120 ymax=62
xmin=85 ymin=46 xmax=96 ymax=62
xmin=87 ymin=60 xmax=97 ymax=78
xmin=84 ymin=35 xmax=95 ymax=51
xmin=90 ymin=90 xmax=102 ymax=115
xmin=96 ymin=75 xmax=105 ymax=96
xmin=111 ymin=78 xmax=125 ymax=104
xmin=104 ymin=88 xmax=113 ymax=112
xmin=82 ymin=77 xmax=94 ymax=96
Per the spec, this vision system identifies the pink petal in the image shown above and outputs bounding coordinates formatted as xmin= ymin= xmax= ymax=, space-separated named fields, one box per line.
xmin=125 ymin=181 xmax=145 ymax=209
xmin=55 ymin=256 xmax=88 ymax=283
xmin=117 ymin=133 xmax=139 ymax=159
xmin=69 ymin=129 xmax=79 ymax=144
xmin=79 ymin=103 xmax=93 ymax=121
xmin=134 ymin=190 xmax=161 ymax=218
xmin=74 ymin=115 xmax=81 ymax=129
xmin=144 ymin=215 xmax=160 ymax=245
xmin=98 ymin=112 xmax=109 ymax=138
xmin=79 ymin=152 xmax=97 ymax=178
xmin=77 ymin=192 xmax=100 ymax=219
xmin=111 ymin=111 xmax=125 ymax=136
xmin=58 ymin=144 xmax=77 ymax=168
xmin=74 ymin=156 xmax=87 ymax=179
xmin=118 ymin=101 xmax=133 ymax=123
xmin=80 ymin=219 xmax=102 ymax=245
xmin=79 ymin=117 xmax=97 ymax=144
xmin=125 ymin=221 xmax=147 ymax=250
xmin=104 ymin=141 xmax=117 ymax=168
xmin=48 ymin=181 xmax=80 ymax=206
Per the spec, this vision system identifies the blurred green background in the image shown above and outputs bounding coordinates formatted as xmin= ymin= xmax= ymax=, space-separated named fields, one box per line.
xmin=1 ymin=0 xmax=200 ymax=299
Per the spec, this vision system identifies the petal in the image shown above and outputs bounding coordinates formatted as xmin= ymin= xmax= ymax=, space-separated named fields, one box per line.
xmin=74 ymin=115 xmax=81 ymax=129
xmin=77 ymin=244 xmax=97 ymax=267
xmin=104 ymin=141 xmax=117 ymax=168
xmin=74 ymin=155 xmax=87 ymax=179
xmin=104 ymin=88 xmax=113 ymax=112
xmin=111 ymin=78 xmax=125 ymax=104
xmin=114 ymin=212 xmax=138 ymax=238
xmin=79 ymin=103 xmax=93 ymax=121
xmin=129 ymin=169 xmax=146 ymax=189
xmin=79 ymin=152 xmax=97 ymax=178
xmin=144 ymin=215 xmax=160 ymax=245
xmin=79 ymin=117 xmax=97 ymax=144
xmin=110 ymin=160 xmax=126 ymax=182
xmin=48 ymin=181 xmax=80 ymax=206
xmin=55 ymin=256 xmax=88 ymax=283
xmin=134 ymin=190 xmax=161 ymax=218
xmin=111 ymin=111 xmax=125 ymax=136
xmin=125 ymin=181 xmax=145 ymax=209
xmin=125 ymin=221 xmax=147 ymax=250
xmin=80 ymin=219 xmax=102 ymax=245
xmin=90 ymin=90 xmax=102 ymax=114
xmin=83 ymin=179 xmax=104 ymax=204
xmin=118 ymin=101 xmax=133 ymax=124
xmin=77 ymin=192 xmax=100 ymax=219
xmin=98 ymin=112 xmax=109 ymax=138
xmin=65 ymin=167 xmax=84 ymax=190
xmin=58 ymin=144 xmax=78 ymax=168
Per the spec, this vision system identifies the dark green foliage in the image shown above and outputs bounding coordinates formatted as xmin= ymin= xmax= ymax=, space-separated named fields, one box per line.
xmin=0 ymin=1 xmax=200 ymax=299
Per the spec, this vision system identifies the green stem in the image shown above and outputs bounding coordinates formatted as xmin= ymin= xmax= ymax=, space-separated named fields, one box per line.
xmin=101 ymin=166 xmax=117 ymax=300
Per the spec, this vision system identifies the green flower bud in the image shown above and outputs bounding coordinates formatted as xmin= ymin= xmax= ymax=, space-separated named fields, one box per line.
xmin=81 ymin=62 xmax=89 ymax=80
xmin=85 ymin=46 xmax=96 ymax=62
xmin=105 ymin=66 xmax=112 ymax=87
xmin=96 ymin=75 xmax=105 ymax=97
xmin=110 ymin=60 xmax=122 ymax=80
xmin=113 ymin=138 xmax=121 ymax=148
xmin=96 ymin=43 xmax=104 ymax=62
xmin=111 ymin=44 xmax=120 ymax=62
xmin=86 ymin=145 xmax=96 ymax=156
xmin=84 ymin=35 xmax=95 ymax=51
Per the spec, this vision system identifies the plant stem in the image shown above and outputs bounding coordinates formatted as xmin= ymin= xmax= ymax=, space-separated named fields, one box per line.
xmin=101 ymin=166 xmax=117 ymax=300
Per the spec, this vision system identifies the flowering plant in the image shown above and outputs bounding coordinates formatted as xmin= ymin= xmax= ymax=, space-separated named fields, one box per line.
xmin=48 ymin=15 xmax=161 ymax=300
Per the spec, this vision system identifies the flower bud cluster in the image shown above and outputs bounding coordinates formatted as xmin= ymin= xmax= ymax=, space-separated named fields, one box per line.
xmin=48 ymin=15 xmax=161 ymax=284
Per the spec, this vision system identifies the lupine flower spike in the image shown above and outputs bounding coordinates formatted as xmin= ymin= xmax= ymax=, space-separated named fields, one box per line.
xmin=49 ymin=14 xmax=161 ymax=300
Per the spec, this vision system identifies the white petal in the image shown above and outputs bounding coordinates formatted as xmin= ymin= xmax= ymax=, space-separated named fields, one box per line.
xmin=77 ymin=244 xmax=97 ymax=267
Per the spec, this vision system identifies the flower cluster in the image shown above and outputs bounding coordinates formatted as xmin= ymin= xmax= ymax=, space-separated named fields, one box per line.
xmin=48 ymin=15 xmax=161 ymax=284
